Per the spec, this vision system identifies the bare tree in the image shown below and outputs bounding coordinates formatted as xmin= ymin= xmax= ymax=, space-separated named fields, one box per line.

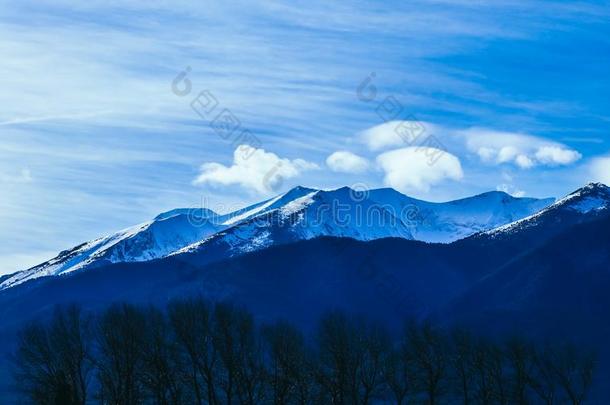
xmin=14 ymin=322 xmax=66 ymax=405
xmin=449 ymin=328 xmax=475 ymax=405
xmin=530 ymin=346 xmax=559 ymax=405
xmin=233 ymin=306 xmax=266 ymax=405
xmin=212 ymin=303 xmax=239 ymax=404
xmin=316 ymin=311 xmax=359 ymax=404
xmin=140 ymin=306 xmax=184 ymax=405
xmin=358 ymin=323 xmax=390 ymax=404
xmin=471 ymin=339 xmax=510 ymax=405
xmin=168 ymin=297 xmax=218 ymax=405
xmin=382 ymin=340 xmax=413 ymax=405
xmin=316 ymin=312 xmax=393 ymax=405
xmin=94 ymin=303 xmax=146 ymax=405
xmin=550 ymin=344 xmax=596 ymax=405
xmin=12 ymin=305 xmax=92 ymax=405
xmin=262 ymin=321 xmax=315 ymax=405
xmin=505 ymin=337 xmax=536 ymax=404
xmin=213 ymin=302 xmax=265 ymax=405
xmin=405 ymin=321 xmax=448 ymax=405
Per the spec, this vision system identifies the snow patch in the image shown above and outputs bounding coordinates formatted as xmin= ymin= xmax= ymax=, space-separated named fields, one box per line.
xmin=280 ymin=191 xmax=318 ymax=218
xmin=222 ymin=195 xmax=283 ymax=225
xmin=569 ymin=196 xmax=608 ymax=213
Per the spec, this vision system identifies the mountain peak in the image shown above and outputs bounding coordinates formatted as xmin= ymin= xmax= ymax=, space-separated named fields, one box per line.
xmin=553 ymin=183 xmax=610 ymax=214
xmin=154 ymin=208 xmax=217 ymax=221
xmin=287 ymin=185 xmax=317 ymax=193
xmin=555 ymin=182 xmax=610 ymax=208
xmin=465 ymin=190 xmax=515 ymax=204
xmin=281 ymin=185 xmax=318 ymax=199
xmin=585 ymin=181 xmax=608 ymax=188
xmin=479 ymin=190 xmax=512 ymax=198
xmin=577 ymin=182 xmax=610 ymax=195
xmin=321 ymin=185 xmax=358 ymax=194
xmin=483 ymin=182 xmax=610 ymax=239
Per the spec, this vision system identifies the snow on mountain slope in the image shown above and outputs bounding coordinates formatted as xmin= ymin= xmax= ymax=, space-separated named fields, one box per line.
xmin=220 ymin=186 xmax=317 ymax=226
xmin=0 ymin=186 xmax=355 ymax=290
xmin=0 ymin=209 xmax=222 ymax=290
xmin=174 ymin=186 xmax=414 ymax=258
xmin=443 ymin=206 xmax=610 ymax=341
xmin=367 ymin=188 xmax=554 ymax=243
xmin=484 ymin=182 xmax=610 ymax=238
xmin=0 ymin=184 xmax=556 ymax=290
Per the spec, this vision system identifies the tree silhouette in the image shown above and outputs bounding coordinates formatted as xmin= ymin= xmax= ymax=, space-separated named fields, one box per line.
xmin=405 ymin=321 xmax=448 ymax=405
xmin=168 ymin=297 xmax=217 ymax=405
xmin=262 ymin=321 xmax=314 ymax=404
xmin=141 ymin=306 xmax=184 ymax=405
xmin=10 ymin=300 xmax=600 ymax=404
xmin=94 ymin=303 xmax=147 ymax=405
xmin=12 ymin=305 xmax=91 ymax=405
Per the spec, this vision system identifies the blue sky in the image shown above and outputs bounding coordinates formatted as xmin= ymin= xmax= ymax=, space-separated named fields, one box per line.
xmin=1 ymin=0 xmax=609 ymax=274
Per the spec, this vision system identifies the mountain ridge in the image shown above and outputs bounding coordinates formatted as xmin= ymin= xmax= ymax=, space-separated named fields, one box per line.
xmin=0 ymin=185 xmax=558 ymax=290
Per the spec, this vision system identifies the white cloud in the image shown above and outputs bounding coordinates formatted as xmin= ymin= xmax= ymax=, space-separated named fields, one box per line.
xmin=360 ymin=120 xmax=439 ymax=151
xmin=515 ymin=154 xmax=535 ymax=169
xmin=496 ymin=146 xmax=519 ymax=164
xmin=535 ymin=146 xmax=582 ymax=166
xmin=589 ymin=156 xmax=610 ymax=186
xmin=194 ymin=145 xmax=319 ymax=194
xmin=360 ymin=123 xmax=580 ymax=172
xmin=463 ymin=128 xmax=581 ymax=169
xmin=496 ymin=184 xmax=526 ymax=198
xmin=326 ymin=151 xmax=370 ymax=173
xmin=376 ymin=147 xmax=463 ymax=193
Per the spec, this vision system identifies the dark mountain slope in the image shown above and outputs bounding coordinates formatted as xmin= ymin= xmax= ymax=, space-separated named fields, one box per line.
xmin=0 ymin=237 xmax=471 ymax=337
xmin=443 ymin=213 xmax=610 ymax=342
xmin=453 ymin=182 xmax=610 ymax=272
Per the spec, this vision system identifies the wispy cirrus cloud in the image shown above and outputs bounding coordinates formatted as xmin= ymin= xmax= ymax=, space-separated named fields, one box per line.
xmin=0 ymin=111 xmax=114 ymax=126
xmin=0 ymin=168 xmax=33 ymax=184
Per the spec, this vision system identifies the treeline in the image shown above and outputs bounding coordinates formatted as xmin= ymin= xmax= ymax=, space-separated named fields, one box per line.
xmin=12 ymin=299 xmax=596 ymax=405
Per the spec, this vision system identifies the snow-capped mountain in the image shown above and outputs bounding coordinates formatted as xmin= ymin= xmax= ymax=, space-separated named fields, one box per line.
xmin=483 ymin=182 xmax=610 ymax=239
xmin=443 ymin=186 xmax=610 ymax=340
xmin=0 ymin=185 xmax=554 ymax=290
xmin=367 ymin=188 xmax=554 ymax=243
xmin=173 ymin=186 xmax=414 ymax=259
xmin=0 ymin=187 xmax=318 ymax=290
xmin=0 ymin=208 xmax=223 ymax=290
xmin=451 ymin=183 xmax=610 ymax=272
